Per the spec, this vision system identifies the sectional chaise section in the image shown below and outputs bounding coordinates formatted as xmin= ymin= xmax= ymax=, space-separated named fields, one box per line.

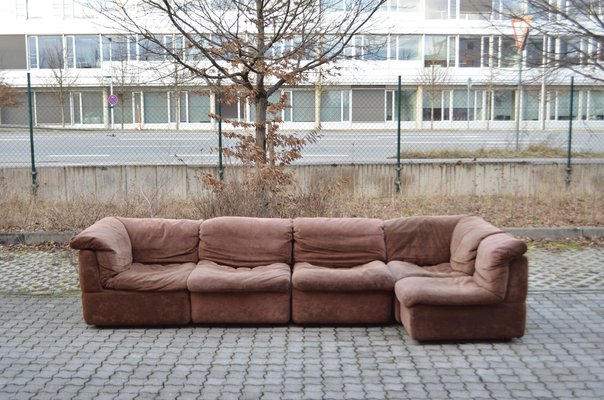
xmin=70 ymin=215 xmax=528 ymax=341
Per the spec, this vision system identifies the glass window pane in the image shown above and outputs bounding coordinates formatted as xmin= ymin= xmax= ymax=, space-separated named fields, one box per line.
xmin=500 ymin=36 xmax=517 ymax=67
xmin=292 ymin=91 xmax=315 ymax=122
xmin=424 ymin=35 xmax=448 ymax=67
xmin=38 ymin=36 xmax=63 ymax=69
xmin=28 ymin=36 xmax=38 ymax=68
xmin=82 ymin=91 xmax=103 ymax=124
xmin=36 ymin=92 xmax=71 ymax=124
xmin=75 ymin=35 xmax=100 ymax=68
xmin=459 ymin=36 xmax=481 ymax=67
xmin=425 ymin=0 xmax=448 ymax=19
xmin=589 ymin=91 xmax=604 ymax=120
xmin=459 ymin=0 xmax=491 ymax=19
xmin=321 ymin=90 xmax=343 ymax=122
xmin=523 ymin=90 xmax=540 ymax=121
xmin=0 ymin=35 xmax=27 ymax=69
xmin=364 ymin=35 xmax=388 ymax=61
xmin=144 ymin=92 xmax=168 ymax=123
xmin=188 ymin=92 xmax=211 ymax=122
xmin=352 ymin=90 xmax=385 ymax=122
xmin=398 ymin=35 xmax=420 ymax=60
xmin=493 ymin=90 xmax=514 ymax=120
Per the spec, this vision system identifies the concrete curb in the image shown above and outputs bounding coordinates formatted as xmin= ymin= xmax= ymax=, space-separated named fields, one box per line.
xmin=0 ymin=228 xmax=603 ymax=246
xmin=505 ymin=227 xmax=604 ymax=240
xmin=0 ymin=232 xmax=77 ymax=246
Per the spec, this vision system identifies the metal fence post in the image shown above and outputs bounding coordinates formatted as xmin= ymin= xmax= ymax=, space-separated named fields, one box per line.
xmin=396 ymin=75 xmax=401 ymax=193
xmin=26 ymin=72 xmax=38 ymax=195
xmin=217 ymin=92 xmax=224 ymax=181
xmin=566 ymin=76 xmax=574 ymax=188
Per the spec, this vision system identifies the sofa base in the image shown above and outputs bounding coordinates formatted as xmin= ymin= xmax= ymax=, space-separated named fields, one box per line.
xmin=82 ymin=290 xmax=191 ymax=326
xmin=292 ymin=289 xmax=393 ymax=324
xmin=190 ymin=292 xmax=290 ymax=324
xmin=398 ymin=301 xmax=526 ymax=341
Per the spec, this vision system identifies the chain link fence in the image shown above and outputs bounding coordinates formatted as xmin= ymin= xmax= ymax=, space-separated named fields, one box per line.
xmin=1 ymin=75 xmax=603 ymax=169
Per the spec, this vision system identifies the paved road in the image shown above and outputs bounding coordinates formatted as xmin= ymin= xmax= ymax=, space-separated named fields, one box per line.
xmin=1 ymin=128 xmax=603 ymax=166
xmin=0 ymin=245 xmax=603 ymax=399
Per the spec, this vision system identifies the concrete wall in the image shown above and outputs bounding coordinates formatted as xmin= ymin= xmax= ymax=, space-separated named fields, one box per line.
xmin=1 ymin=162 xmax=603 ymax=200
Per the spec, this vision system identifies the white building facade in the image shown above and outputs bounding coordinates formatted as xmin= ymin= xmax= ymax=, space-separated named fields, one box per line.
xmin=0 ymin=0 xmax=603 ymax=133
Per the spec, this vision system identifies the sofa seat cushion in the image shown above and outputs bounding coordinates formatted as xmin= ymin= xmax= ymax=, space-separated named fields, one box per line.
xmin=395 ymin=276 xmax=502 ymax=307
xmin=104 ymin=262 xmax=196 ymax=291
xmin=187 ymin=261 xmax=291 ymax=293
xmin=292 ymin=261 xmax=394 ymax=292
xmin=388 ymin=261 xmax=467 ymax=282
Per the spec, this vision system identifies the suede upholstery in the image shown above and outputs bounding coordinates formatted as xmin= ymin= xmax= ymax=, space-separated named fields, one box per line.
xmin=294 ymin=218 xmax=386 ymax=267
xmin=105 ymin=262 xmax=196 ymax=292
xmin=118 ymin=217 xmax=201 ymax=264
xmin=199 ymin=217 xmax=292 ymax=267
xmin=71 ymin=215 xmax=528 ymax=340
xmin=292 ymin=261 xmax=394 ymax=292
xmin=188 ymin=261 xmax=291 ymax=293
xmin=70 ymin=217 xmax=132 ymax=286
xmin=450 ymin=216 xmax=503 ymax=274
xmin=384 ymin=215 xmax=462 ymax=265
xmin=387 ymin=261 xmax=466 ymax=281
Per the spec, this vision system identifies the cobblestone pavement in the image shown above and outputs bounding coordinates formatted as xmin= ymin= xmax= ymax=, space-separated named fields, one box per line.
xmin=0 ymin=245 xmax=603 ymax=399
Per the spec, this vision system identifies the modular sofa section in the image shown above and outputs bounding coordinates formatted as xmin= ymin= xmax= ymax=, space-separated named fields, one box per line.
xmin=70 ymin=217 xmax=202 ymax=326
xmin=291 ymin=217 xmax=394 ymax=324
xmin=387 ymin=216 xmax=528 ymax=341
xmin=188 ymin=217 xmax=293 ymax=324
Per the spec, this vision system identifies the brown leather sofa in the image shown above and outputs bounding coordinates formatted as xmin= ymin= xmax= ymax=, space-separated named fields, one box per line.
xmin=70 ymin=215 xmax=528 ymax=341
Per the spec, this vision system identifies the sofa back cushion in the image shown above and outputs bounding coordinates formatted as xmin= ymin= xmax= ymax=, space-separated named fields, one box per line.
xmin=294 ymin=217 xmax=385 ymax=268
xmin=474 ymin=233 xmax=527 ymax=299
xmin=450 ymin=216 xmax=502 ymax=274
xmin=118 ymin=217 xmax=201 ymax=264
xmin=70 ymin=217 xmax=132 ymax=285
xmin=384 ymin=215 xmax=462 ymax=265
xmin=199 ymin=217 xmax=293 ymax=268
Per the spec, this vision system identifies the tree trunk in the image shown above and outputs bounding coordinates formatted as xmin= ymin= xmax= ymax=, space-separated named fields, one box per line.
xmin=255 ymin=95 xmax=268 ymax=164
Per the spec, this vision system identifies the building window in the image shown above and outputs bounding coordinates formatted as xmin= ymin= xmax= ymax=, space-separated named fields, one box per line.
xmin=491 ymin=90 xmax=515 ymax=121
xmin=385 ymin=89 xmax=416 ymax=121
xmin=391 ymin=35 xmax=420 ymax=61
xmin=451 ymin=89 xmax=483 ymax=120
xmin=73 ymin=35 xmax=100 ymax=68
xmin=102 ymin=35 xmax=129 ymax=62
xmin=559 ymin=38 xmax=584 ymax=66
xmin=525 ymin=36 xmax=544 ymax=67
xmin=549 ymin=90 xmax=582 ymax=121
xmin=422 ymin=89 xmax=450 ymax=121
xmin=37 ymin=36 xmax=64 ymax=69
xmin=522 ymin=90 xmax=541 ymax=121
xmin=352 ymin=90 xmax=385 ymax=122
xmin=26 ymin=0 xmax=51 ymax=19
xmin=459 ymin=0 xmax=491 ymax=20
xmin=499 ymin=36 xmax=517 ymax=68
xmin=424 ymin=35 xmax=456 ymax=67
xmin=362 ymin=35 xmax=388 ymax=61
xmin=588 ymin=91 xmax=604 ymax=120
xmin=288 ymin=91 xmax=315 ymax=122
xmin=180 ymin=92 xmax=211 ymax=123
xmin=425 ymin=0 xmax=450 ymax=19
xmin=459 ymin=36 xmax=481 ymax=67
xmin=143 ymin=92 xmax=169 ymax=123
xmin=320 ymin=90 xmax=350 ymax=122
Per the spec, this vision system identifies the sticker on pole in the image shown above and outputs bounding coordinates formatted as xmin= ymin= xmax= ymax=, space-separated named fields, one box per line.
xmin=512 ymin=16 xmax=532 ymax=52
xmin=107 ymin=94 xmax=118 ymax=107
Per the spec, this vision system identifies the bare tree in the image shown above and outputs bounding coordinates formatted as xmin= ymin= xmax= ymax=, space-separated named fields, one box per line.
xmin=44 ymin=44 xmax=78 ymax=127
xmin=494 ymin=0 xmax=604 ymax=82
xmin=93 ymin=0 xmax=386 ymax=163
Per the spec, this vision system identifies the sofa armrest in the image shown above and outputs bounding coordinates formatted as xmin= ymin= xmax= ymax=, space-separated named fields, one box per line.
xmin=474 ymin=233 xmax=527 ymax=299
xmin=78 ymin=250 xmax=102 ymax=292
xmin=70 ymin=217 xmax=133 ymax=286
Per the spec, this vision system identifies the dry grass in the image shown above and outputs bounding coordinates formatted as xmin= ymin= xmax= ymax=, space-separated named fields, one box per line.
xmin=0 ymin=190 xmax=601 ymax=232
xmin=398 ymin=142 xmax=604 ymax=159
